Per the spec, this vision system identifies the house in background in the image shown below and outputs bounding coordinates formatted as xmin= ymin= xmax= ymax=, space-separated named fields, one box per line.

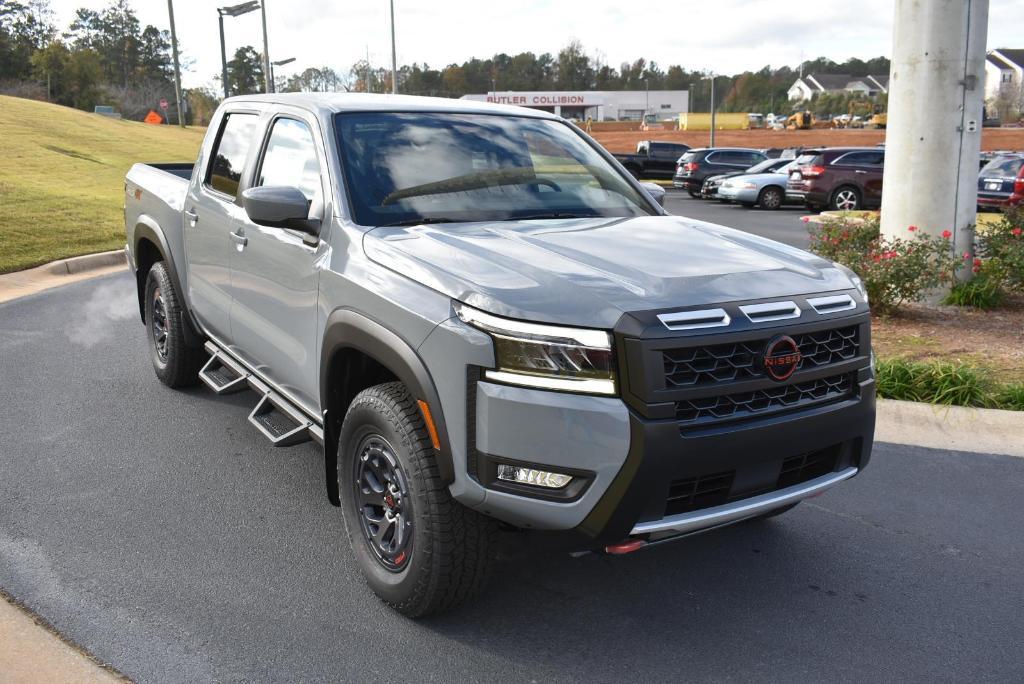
xmin=985 ymin=48 xmax=1024 ymax=108
xmin=787 ymin=74 xmax=889 ymax=101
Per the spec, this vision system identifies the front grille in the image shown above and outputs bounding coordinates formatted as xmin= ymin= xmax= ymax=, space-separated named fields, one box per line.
xmin=663 ymin=326 xmax=858 ymax=388
xmin=777 ymin=447 xmax=839 ymax=489
xmin=665 ymin=470 xmax=734 ymax=516
xmin=676 ymin=373 xmax=854 ymax=426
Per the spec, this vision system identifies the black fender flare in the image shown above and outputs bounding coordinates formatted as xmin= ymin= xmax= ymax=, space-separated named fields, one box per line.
xmin=132 ymin=218 xmax=203 ymax=347
xmin=320 ymin=309 xmax=455 ymax=506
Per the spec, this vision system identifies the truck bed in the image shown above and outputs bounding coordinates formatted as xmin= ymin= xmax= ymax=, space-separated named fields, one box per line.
xmin=124 ymin=162 xmax=194 ymax=298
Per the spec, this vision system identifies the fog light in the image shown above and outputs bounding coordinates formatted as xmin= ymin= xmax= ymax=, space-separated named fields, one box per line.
xmin=496 ymin=464 xmax=572 ymax=489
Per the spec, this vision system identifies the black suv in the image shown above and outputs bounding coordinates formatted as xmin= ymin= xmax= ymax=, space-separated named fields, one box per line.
xmin=674 ymin=148 xmax=768 ymax=197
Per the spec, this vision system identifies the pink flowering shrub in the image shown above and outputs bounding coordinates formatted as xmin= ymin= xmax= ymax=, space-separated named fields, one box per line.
xmin=808 ymin=216 xmax=961 ymax=312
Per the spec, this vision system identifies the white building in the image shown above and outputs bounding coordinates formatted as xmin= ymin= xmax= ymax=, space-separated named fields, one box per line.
xmin=459 ymin=90 xmax=689 ymax=121
xmin=787 ymin=74 xmax=890 ymax=101
xmin=984 ymin=48 xmax=1024 ymax=106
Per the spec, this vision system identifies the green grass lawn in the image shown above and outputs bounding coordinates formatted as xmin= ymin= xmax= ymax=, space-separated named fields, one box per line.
xmin=0 ymin=95 xmax=205 ymax=273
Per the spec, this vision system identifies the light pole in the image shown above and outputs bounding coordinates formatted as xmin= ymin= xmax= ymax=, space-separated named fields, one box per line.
xmin=166 ymin=0 xmax=184 ymax=126
xmin=217 ymin=1 xmax=260 ymax=99
xmin=389 ymin=0 xmax=397 ymax=94
xmin=271 ymin=57 xmax=294 ymax=91
xmin=708 ymin=74 xmax=716 ymax=147
xmin=259 ymin=0 xmax=271 ymax=93
xmin=644 ymin=77 xmax=649 ymax=121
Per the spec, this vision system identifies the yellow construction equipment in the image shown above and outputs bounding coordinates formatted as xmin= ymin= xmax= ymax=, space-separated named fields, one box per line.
xmin=835 ymin=101 xmax=887 ymax=129
xmin=786 ymin=111 xmax=814 ymax=130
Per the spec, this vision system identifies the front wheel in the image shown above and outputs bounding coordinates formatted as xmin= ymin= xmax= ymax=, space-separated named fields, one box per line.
xmin=144 ymin=261 xmax=204 ymax=388
xmin=338 ymin=382 xmax=495 ymax=617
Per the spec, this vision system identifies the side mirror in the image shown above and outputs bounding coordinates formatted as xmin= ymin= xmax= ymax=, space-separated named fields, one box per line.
xmin=241 ymin=186 xmax=320 ymax=237
xmin=640 ymin=181 xmax=666 ymax=207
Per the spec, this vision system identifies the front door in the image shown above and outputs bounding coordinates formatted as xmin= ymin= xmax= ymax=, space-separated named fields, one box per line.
xmin=185 ymin=111 xmax=259 ymax=342
xmin=228 ymin=113 xmax=327 ymax=414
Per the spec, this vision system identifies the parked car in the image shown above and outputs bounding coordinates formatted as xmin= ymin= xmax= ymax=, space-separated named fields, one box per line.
xmin=614 ymin=140 xmax=691 ymax=179
xmin=718 ymin=160 xmax=801 ymax=209
xmin=124 ymin=93 xmax=875 ymax=617
xmin=701 ymin=157 xmax=793 ymax=199
xmin=977 ymin=154 xmax=1024 ymax=210
xmin=786 ymin=147 xmax=885 ymax=211
xmin=673 ymin=147 xmax=769 ymax=197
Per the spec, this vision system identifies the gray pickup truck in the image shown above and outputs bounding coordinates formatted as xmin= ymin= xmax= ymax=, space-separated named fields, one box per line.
xmin=124 ymin=93 xmax=875 ymax=617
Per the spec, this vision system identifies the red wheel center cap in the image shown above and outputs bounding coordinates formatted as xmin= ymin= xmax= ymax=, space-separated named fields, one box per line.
xmin=384 ymin=493 xmax=397 ymax=510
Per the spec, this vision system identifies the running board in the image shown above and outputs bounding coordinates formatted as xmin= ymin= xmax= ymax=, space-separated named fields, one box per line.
xmin=248 ymin=391 xmax=321 ymax=447
xmin=199 ymin=343 xmax=249 ymax=394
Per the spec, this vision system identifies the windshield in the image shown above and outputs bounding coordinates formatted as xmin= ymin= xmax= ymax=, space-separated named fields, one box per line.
xmin=980 ymin=156 xmax=1024 ymax=177
xmin=334 ymin=112 xmax=656 ymax=226
xmin=746 ymin=158 xmax=781 ymax=174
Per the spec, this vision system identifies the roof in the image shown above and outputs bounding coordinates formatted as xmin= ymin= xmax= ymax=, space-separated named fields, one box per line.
xmin=992 ymin=48 xmax=1024 ymax=69
xmin=802 ymin=74 xmax=889 ymax=93
xmin=221 ymin=92 xmax=560 ymax=120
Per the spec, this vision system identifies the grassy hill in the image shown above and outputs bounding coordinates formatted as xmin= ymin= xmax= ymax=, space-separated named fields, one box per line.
xmin=0 ymin=95 xmax=205 ymax=273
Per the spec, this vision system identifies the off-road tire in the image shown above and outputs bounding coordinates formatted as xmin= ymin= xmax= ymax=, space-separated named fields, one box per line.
xmin=338 ymin=382 xmax=495 ymax=617
xmin=144 ymin=261 xmax=204 ymax=388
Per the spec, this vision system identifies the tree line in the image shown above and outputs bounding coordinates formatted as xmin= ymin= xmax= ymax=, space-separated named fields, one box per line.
xmin=1 ymin=0 xmax=892 ymax=124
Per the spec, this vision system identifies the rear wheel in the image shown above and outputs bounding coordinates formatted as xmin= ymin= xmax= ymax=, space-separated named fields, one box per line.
xmin=758 ymin=186 xmax=784 ymax=210
xmin=144 ymin=261 xmax=204 ymax=388
xmin=687 ymin=189 xmax=700 ymax=199
xmin=338 ymin=382 xmax=495 ymax=617
xmin=829 ymin=185 xmax=861 ymax=211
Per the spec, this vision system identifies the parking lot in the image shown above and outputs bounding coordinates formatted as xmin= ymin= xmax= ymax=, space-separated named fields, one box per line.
xmin=1 ymin=209 xmax=1022 ymax=681
xmin=663 ymin=189 xmax=813 ymax=249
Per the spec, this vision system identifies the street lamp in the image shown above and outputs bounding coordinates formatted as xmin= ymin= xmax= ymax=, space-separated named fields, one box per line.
xmin=217 ymin=1 xmax=260 ymax=99
xmin=389 ymin=0 xmax=397 ymax=94
xmin=271 ymin=57 xmax=295 ymax=91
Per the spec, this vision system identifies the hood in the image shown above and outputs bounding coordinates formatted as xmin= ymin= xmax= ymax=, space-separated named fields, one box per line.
xmin=363 ymin=215 xmax=854 ymax=328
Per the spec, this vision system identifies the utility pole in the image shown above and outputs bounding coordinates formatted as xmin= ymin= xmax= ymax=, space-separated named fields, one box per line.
xmin=389 ymin=0 xmax=398 ymax=94
xmin=260 ymin=0 xmax=272 ymax=93
xmin=218 ymin=12 xmax=229 ymax=98
xmin=880 ymin=0 xmax=988 ymax=284
xmin=709 ymin=75 xmax=716 ymax=147
xmin=166 ymin=0 xmax=185 ymax=126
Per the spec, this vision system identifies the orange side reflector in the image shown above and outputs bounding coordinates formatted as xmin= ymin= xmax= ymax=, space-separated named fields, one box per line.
xmin=417 ymin=400 xmax=441 ymax=450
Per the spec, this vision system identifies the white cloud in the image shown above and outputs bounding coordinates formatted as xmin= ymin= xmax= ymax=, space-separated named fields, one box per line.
xmin=46 ymin=0 xmax=1024 ymax=90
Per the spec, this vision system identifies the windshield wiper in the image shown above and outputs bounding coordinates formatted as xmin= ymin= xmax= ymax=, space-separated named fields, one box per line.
xmin=507 ymin=212 xmax=593 ymax=221
xmin=378 ymin=217 xmax=461 ymax=227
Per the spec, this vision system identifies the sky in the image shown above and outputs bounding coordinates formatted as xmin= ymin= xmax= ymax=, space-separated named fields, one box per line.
xmin=45 ymin=0 xmax=1024 ymax=90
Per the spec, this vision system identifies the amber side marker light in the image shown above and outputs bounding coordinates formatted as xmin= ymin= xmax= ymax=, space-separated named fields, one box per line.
xmin=417 ymin=399 xmax=441 ymax=450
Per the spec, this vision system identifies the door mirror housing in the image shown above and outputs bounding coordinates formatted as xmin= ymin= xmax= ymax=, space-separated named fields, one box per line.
xmin=640 ymin=181 xmax=666 ymax=207
xmin=242 ymin=186 xmax=320 ymax=237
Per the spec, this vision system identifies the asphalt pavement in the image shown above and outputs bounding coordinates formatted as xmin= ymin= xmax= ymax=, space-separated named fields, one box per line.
xmin=664 ymin=188 xmax=813 ymax=249
xmin=2 ymin=272 xmax=1023 ymax=682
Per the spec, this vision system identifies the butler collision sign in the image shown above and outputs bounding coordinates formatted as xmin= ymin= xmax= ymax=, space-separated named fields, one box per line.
xmin=461 ymin=90 xmax=689 ymax=121
xmin=484 ymin=92 xmax=599 ymax=106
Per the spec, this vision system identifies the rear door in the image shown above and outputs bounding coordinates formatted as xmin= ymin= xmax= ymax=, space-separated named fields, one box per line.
xmin=227 ymin=109 xmax=329 ymax=414
xmin=832 ymin=151 xmax=885 ymax=206
xmin=648 ymin=143 xmax=684 ymax=178
xmin=184 ymin=110 xmax=259 ymax=342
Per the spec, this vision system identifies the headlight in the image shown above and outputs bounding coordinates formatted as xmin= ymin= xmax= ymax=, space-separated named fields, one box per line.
xmin=834 ymin=262 xmax=869 ymax=305
xmin=454 ymin=303 xmax=617 ymax=396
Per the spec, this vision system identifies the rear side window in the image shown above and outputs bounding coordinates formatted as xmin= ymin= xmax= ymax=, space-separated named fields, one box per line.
xmin=980 ymin=157 xmax=1024 ymax=177
xmin=206 ymin=112 xmax=258 ymax=198
xmin=256 ymin=118 xmax=322 ymax=204
xmin=795 ymin=153 xmax=822 ymax=165
xmin=679 ymin=151 xmax=699 ymax=163
xmin=833 ymin=151 xmax=884 ymax=167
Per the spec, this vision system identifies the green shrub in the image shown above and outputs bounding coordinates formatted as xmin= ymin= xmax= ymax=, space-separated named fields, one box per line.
xmin=875 ymin=358 xmax=990 ymax=406
xmin=808 ymin=216 xmax=961 ymax=312
xmin=942 ymin=266 xmax=1005 ymax=309
xmin=976 ymin=206 xmax=1024 ymax=294
xmin=995 ymin=384 xmax=1024 ymax=411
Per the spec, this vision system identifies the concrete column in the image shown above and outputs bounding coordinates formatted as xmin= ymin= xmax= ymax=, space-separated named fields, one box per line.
xmin=880 ymin=0 xmax=988 ymax=282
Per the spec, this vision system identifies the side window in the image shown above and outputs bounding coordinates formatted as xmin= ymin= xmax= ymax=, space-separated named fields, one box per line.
xmin=206 ymin=113 xmax=258 ymax=198
xmin=257 ymin=118 xmax=322 ymax=204
xmin=717 ymin=151 xmax=745 ymax=166
xmin=834 ymin=151 xmax=884 ymax=167
xmin=745 ymin=153 xmax=767 ymax=166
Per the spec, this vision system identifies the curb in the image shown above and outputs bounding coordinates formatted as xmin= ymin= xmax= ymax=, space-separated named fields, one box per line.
xmin=0 ymin=250 xmax=127 ymax=304
xmin=875 ymin=398 xmax=1024 ymax=457
xmin=0 ymin=591 xmax=125 ymax=682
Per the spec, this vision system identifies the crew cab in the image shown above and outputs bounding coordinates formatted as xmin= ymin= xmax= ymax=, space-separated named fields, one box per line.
xmin=124 ymin=94 xmax=875 ymax=617
xmin=613 ymin=140 xmax=691 ymax=179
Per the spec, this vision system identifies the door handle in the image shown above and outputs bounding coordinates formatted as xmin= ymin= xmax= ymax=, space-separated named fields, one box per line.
xmin=854 ymin=170 xmax=867 ymax=174
xmin=185 ymin=209 xmax=198 ymax=225
xmin=230 ymin=230 xmax=248 ymax=247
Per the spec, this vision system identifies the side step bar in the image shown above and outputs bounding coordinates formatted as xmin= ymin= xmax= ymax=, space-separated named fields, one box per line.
xmin=200 ymin=341 xmax=323 ymax=447
xmin=199 ymin=343 xmax=250 ymax=394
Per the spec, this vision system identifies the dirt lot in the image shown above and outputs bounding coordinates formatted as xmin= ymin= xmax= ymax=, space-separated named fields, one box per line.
xmin=591 ymin=127 xmax=1024 ymax=153
xmin=872 ymin=295 xmax=1024 ymax=382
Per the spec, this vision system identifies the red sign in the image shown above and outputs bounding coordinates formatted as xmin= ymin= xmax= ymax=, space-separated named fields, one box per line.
xmin=159 ymin=98 xmax=169 ymax=110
